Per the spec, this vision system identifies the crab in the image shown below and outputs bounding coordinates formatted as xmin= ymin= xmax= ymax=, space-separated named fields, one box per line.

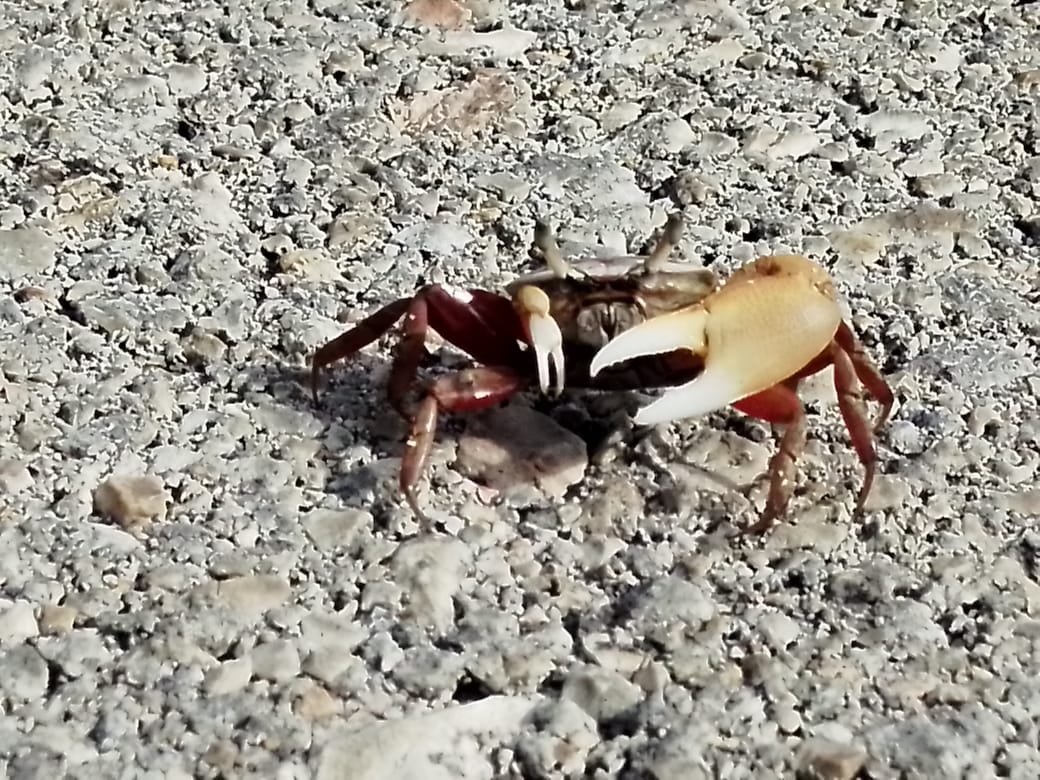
xmin=311 ymin=213 xmax=719 ymax=519
xmin=589 ymin=252 xmax=895 ymax=532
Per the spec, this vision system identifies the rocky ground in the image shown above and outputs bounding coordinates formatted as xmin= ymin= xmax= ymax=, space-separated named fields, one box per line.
xmin=1 ymin=0 xmax=1038 ymax=778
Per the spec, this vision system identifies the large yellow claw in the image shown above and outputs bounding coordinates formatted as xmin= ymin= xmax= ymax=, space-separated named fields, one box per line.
xmin=589 ymin=255 xmax=842 ymax=425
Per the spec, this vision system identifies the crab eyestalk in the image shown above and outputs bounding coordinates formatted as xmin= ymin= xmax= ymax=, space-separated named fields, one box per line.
xmin=515 ymin=284 xmax=565 ymax=396
xmin=642 ymin=213 xmax=685 ymax=273
xmin=533 ymin=220 xmax=571 ymax=279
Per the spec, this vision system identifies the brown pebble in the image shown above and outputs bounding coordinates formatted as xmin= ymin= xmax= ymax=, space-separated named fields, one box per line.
xmin=39 ymin=604 xmax=77 ymax=634
xmin=94 ymin=475 xmax=170 ymax=528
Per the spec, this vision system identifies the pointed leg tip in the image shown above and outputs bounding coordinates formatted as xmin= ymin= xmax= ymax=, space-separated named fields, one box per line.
xmin=310 ymin=370 xmax=323 ymax=407
xmin=404 ymin=487 xmax=428 ymax=524
xmin=741 ymin=515 xmax=777 ymax=535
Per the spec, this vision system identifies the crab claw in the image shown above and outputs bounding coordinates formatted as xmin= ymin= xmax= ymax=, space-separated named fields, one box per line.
xmin=515 ymin=284 xmax=565 ymax=396
xmin=589 ymin=255 xmax=844 ymax=426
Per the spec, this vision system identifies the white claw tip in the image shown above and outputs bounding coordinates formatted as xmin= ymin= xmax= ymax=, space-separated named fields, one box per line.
xmin=630 ymin=368 xmax=745 ymax=427
xmin=527 ymin=312 xmax=565 ymax=396
xmin=589 ymin=307 xmax=709 ymax=379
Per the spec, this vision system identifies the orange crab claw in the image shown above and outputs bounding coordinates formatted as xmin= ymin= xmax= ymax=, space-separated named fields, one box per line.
xmin=590 ymin=255 xmax=842 ymax=424
xmin=515 ymin=284 xmax=565 ymax=396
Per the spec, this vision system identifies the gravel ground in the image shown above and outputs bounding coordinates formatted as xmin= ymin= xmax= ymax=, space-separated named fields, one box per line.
xmin=1 ymin=1 xmax=1039 ymax=778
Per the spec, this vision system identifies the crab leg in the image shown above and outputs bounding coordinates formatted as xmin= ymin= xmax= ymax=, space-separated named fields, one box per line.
xmin=533 ymin=220 xmax=570 ymax=278
xmin=732 ymin=382 xmax=808 ymax=533
xmin=311 ymin=297 xmax=411 ymax=403
xmin=834 ymin=321 xmax=895 ymax=433
xmin=388 ymin=296 xmax=433 ymax=417
xmin=401 ymin=366 xmax=524 ymax=520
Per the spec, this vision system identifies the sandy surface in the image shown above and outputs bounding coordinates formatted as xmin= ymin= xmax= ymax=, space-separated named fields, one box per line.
xmin=1 ymin=1 xmax=1039 ymax=778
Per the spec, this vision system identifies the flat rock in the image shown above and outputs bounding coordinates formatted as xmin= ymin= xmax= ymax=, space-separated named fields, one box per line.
xmin=314 ymin=695 xmax=540 ymax=780
xmin=455 ymin=404 xmax=588 ymax=498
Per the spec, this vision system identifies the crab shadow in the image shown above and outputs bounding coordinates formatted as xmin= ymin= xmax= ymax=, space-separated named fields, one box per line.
xmin=246 ymin=350 xmax=764 ymax=536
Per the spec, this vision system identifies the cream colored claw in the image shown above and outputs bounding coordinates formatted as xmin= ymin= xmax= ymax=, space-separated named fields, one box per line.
xmin=516 ymin=285 xmax=565 ymax=396
xmin=589 ymin=254 xmax=844 ymax=426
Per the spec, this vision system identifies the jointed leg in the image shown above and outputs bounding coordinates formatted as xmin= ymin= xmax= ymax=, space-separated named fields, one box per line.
xmin=311 ymin=297 xmax=411 ymax=404
xmin=642 ymin=213 xmax=684 ymax=273
xmin=533 ymin=221 xmax=570 ymax=278
xmin=732 ymin=383 xmax=807 ymax=533
xmin=834 ymin=321 xmax=894 ymax=433
xmin=388 ymin=296 xmax=432 ymax=418
xmin=831 ymin=341 xmax=880 ymax=517
xmin=399 ymin=366 xmax=524 ymax=522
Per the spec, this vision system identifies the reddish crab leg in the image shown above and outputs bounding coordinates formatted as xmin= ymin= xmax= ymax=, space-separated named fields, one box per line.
xmin=401 ymin=366 xmax=524 ymax=520
xmin=728 ymin=329 xmax=892 ymax=533
xmin=312 ymin=297 xmax=411 ymax=404
xmin=732 ymin=382 xmax=807 ymax=533
xmin=834 ymin=321 xmax=894 ymax=433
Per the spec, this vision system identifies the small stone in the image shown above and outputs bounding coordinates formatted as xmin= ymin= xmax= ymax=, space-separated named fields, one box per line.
xmin=0 ymin=227 xmax=58 ymax=280
xmin=315 ymin=695 xmax=538 ymax=780
xmin=404 ymin=0 xmax=472 ymax=29
xmin=300 ymin=610 xmax=368 ymax=653
xmin=93 ymin=475 xmax=169 ymax=528
xmin=391 ymin=536 xmax=471 ymax=634
xmin=295 ymin=683 xmax=340 ymax=720
xmin=278 ymin=249 xmax=343 ymax=281
xmin=38 ymin=604 xmax=77 ymax=634
xmin=561 ymin=664 xmax=643 ymax=722
xmin=757 ymin=611 xmax=801 ymax=651
xmin=515 ymin=699 xmax=599 ymax=777
xmin=303 ymin=645 xmax=361 ymax=685
xmin=473 ymin=172 xmax=531 ymax=203
xmin=0 ymin=460 xmax=33 ymax=494
xmin=183 ymin=329 xmax=227 ymax=363
xmin=204 ymin=657 xmax=253 ymax=695
xmin=302 ymin=508 xmax=370 ymax=551
xmin=661 ymin=116 xmax=696 ymax=153
xmin=455 ymin=404 xmax=588 ymax=499
xmin=165 ymin=63 xmax=207 ymax=95
xmin=36 ymin=629 xmax=113 ymax=678
xmin=0 ymin=645 xmax=49 ymax=700
xmin=0 ymin=601 xmax=39 ymax=644
xmin=250 ymin=640 xmax=301 ymax=682
xmin=797 ymin=738 xmax=867 ymax=780
xmin=212 ymin=575 xmax=293 ymax=619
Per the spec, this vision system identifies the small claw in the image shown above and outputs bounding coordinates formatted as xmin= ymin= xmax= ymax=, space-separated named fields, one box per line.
xmin=516 ymin=285 xmax=565 ymax=396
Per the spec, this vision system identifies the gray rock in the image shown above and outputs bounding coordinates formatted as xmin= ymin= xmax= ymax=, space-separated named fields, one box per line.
xmin=561 ymin=663 xmax=643 ymax=722
xmin=0 ymin=227 xmax=57 ymax=280
xmin=455 ymin=404 xmax=588 ymax=499
xmin=203 ymin=657 xmax=253 ymax=695
xmin=314 ymin=695 xmax=539 ymax=780
xmin=0 ymin=645 xmax=49 ymax=700
xmin=515 ymin=699 xmax=599 ymax=778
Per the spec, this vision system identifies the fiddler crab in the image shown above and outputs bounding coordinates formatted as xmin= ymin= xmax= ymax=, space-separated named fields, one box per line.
xmin=312 ymin=213 xmax=894 ymax=533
